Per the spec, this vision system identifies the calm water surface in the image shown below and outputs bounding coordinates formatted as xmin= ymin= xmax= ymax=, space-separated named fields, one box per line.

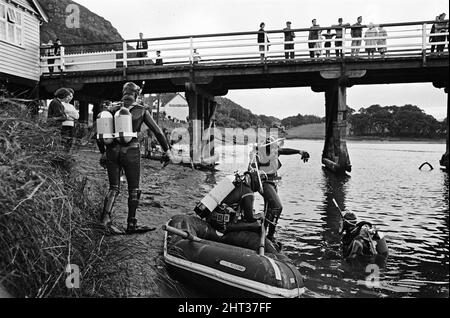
xmin=207 ymin=139 xmax=449 ymax=298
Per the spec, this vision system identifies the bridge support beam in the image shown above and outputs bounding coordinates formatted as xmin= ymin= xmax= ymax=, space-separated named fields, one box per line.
xmin=78 ymin=100 xmax=90 ymax=125
xmin=322 ymin=81 xmax=352 ymax=174
xmin=440 ymin=87 xmax=449 ymax=170
xmin=185 ymin=83 xmax=217 ymax=165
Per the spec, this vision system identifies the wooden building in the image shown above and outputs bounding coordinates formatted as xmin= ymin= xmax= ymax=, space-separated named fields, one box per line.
xmin=0 ymin=0 xmax=48 ymax=95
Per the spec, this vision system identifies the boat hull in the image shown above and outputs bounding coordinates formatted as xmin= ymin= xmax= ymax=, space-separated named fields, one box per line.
xmin=163 ymin=215 xmax=305 ymax=298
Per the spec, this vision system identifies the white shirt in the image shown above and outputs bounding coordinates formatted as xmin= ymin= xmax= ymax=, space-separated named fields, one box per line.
xmin=62 ymin=102 xmax=79 ymax=127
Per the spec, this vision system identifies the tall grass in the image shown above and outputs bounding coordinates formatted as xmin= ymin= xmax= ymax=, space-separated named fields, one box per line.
xmin=0 ymin=98 xmax=108 ymax=297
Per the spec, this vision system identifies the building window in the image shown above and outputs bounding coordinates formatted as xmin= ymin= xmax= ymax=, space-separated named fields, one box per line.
xmin=0 ymin=4 xmax=23 ymax=46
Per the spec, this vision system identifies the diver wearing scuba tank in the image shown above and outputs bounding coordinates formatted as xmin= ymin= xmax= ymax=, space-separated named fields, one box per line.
xmin=250 ymin=137 xmax=310 ymax=243
xmin=96 ymin=82 xmax=171 ymax=234
xmin=340 ymin=212 xmax=388 ymax=259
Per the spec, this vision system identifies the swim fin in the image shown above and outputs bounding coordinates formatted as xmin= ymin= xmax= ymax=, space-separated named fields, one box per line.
xmin=125 ymin=224 xmax=156 ymax=235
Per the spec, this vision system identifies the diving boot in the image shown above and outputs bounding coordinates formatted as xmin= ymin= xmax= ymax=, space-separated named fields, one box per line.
xmin=100 ymin=188 xmax=119 ymax=227
xmin=125 ymin=190 xmax=155 ymax=234
xmin=126 ymin=218 xmax=156 ymax=234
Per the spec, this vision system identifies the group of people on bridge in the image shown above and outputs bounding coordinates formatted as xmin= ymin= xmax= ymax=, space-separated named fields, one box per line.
xmin=258 ymin=14 xmax=448 ymax=61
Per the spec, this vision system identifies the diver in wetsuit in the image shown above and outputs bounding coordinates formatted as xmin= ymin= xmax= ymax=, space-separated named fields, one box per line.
xmin=340 ymin=212 xmax=388 ymax=259
xmin=97 ymin=82 xmax=171 ymax=234
xmin=249 ymin=137 xmax=310 ymax=243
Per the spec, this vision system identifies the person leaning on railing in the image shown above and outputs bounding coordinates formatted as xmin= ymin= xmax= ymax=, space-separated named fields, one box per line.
xmin=258 ymin=22 xmax=270 ymax=62
xmin=332 ymin=18 xmax=350 ymax=58
xmin=283 ymin=21 xmax=296 ymax=60
xmin=377 ymin=25 xmax=388 ymax=57
xmin=435 ymin=13 xmax=448 ymax=53
xmin=308 ymin=19 xmax=322 ymax=58
xmin=351 ymin=16 xmax=363 ymax=57
xmin=430 ymin=16 xmax=439 ymax=53
xmin=364 ymin=23 xmax=378 ymax=59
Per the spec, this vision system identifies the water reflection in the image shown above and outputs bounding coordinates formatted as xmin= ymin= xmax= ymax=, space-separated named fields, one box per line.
xmin=321 ymin=168 xmax=350 ymax=238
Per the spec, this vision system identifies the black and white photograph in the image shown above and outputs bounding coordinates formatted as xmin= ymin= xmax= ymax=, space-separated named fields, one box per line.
xmin=0 ymin=0 xmax=448 ymax=307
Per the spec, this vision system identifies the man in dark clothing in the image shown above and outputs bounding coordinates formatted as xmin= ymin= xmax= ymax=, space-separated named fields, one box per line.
xmin=332 ymin=18 xmax=350 ymax=57
xmin=136 ymin=32 xmax=148 ymax=65
xmin=351 ymin=16 xmax=363 ymax=56
xmin=97 ymin=82 xmax=171 ymax=234
xmin=283 ymin=21 xmax=296 ymax=59
xmin=308 ymin=19 xmax=321 ymax=58
xmin=435 ymin=13 xmax=448 ymax=53
xmin=340 ymin=212 xmax=388 ymax=259
xmin=155 ymin=50 xmax=163 ymax=66
xmin=54 ymin=39 xmax=62 ymax=71
xmin=258 ymin=22 xmax=270 ymax=62
xmin=322 ymin=29 xmax=335 ymax=58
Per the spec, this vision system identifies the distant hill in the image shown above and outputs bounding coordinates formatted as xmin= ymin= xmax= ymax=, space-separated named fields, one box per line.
xmin=286 ymin=123 xmax=326 ymax=139
xmin=39 ymin=0 xmax=124 ymax=49
xmin=215 ymin=97 xmax=281 ymax=129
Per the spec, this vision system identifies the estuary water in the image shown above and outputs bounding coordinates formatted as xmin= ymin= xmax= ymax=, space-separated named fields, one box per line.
xmin=205 ymin=139 xmax=449 ymax=298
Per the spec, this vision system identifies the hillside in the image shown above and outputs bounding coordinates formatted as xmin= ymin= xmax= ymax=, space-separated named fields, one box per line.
xmin=286 ymin=123 xmax=326 ymax=139
xmin=40 ymin=0 xmax=124 ymax=48
xmin=215 ymin=97 xmax=281 ymax=129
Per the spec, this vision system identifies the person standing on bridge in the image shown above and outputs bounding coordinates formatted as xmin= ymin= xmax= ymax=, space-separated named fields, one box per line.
xmin=249 ymin=136 xmax=310 ymax=245
xmin=435 ymin=13 xmax=448 ymax=54
xmin=322 ymin=29 xmax=336 ymax=58
xmin=54 ymin=39 xmax=62 ymax=72
xmin=332 ymin=18 xmax=350 ymax=58
xmin=430 ymin=16 xmax=439 ymax=54
xmin=351 ymin=16 xmax=363 ymax=57
xmin=377 ymin=25 xmax=388 ymax=57
xmin=155 ymin=50 xmax=163 ymax=66
xmin=258 ymin=22 xmax=270 ymax=62
xmin=308 ymin=19 xmax=322 ymax=59
xmin=136 ymin=32 xmax=148 ymax=65
xmin=96 ymin=82 xmax=171 ymax=234
xmin=364 ymin=23 xmax=378 ymax=59
xmin=283 ymin=21 xmax=296 ymax=60
xmin=44 ymin=40 xmax=55 ymax=73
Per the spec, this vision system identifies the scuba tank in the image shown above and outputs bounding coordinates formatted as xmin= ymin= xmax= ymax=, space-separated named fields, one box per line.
xmin=114 ymin=106 xmax=137 ymax=144
xmin=194 ymin=175 xmax=236 ymax=219
xmin=96 ymin=111 xmax=115 ymax=145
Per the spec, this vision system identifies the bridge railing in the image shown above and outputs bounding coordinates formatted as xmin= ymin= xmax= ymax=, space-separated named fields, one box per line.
xmin=39 ymin=20 xmax=448 ymax=74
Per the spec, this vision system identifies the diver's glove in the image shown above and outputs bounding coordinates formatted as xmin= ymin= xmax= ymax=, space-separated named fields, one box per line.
xmin=301 ymin=151 xmax=310 ymax=163
xmin=160 ymin=149 xmax=172 ymax=168
xmin=99 ymin=153 xmax=107 ymax=169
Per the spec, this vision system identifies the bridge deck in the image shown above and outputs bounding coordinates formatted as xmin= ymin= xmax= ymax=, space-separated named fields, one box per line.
xmin=39 ymin=20 xmax=449 ymax=99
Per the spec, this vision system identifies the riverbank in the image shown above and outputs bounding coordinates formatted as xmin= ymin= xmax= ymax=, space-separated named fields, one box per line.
xmin=71 ymin=144 xmax=209 ymax=297
xmin=0 ymin=98 xmax=211 ymax=298
xmin=285 ymin=123 xmax=446 ymax=143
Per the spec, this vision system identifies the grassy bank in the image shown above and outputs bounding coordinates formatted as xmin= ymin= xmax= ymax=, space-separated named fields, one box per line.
xmin=0 ymin=99 xmax=110 ymax=297
xmin=286 ymin=123 xmax=325 ymax=139
xmin=286 ymin=123 xmax=446 ymax=143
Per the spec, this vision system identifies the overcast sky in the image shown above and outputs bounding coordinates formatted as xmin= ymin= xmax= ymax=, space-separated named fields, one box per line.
xmin=75 ymin=0 xmax=448 ymax=120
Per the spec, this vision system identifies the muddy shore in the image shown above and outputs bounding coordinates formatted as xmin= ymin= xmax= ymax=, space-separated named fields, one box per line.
xmin=72 ymin=144 xmax=211 ymax=297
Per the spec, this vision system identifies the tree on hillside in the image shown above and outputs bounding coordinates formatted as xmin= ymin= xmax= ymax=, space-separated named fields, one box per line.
xmin=281 ymin=114 xmax=324 ymax=129
xmin=349 ymin=104 xmax=444 ymax=138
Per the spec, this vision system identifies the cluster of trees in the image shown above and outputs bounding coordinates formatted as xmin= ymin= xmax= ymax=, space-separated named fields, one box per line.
xmin=349 ymin=104 xmax=447 ymax=139
xmin=281 ymin=114 xmax=325 ymax=129
xmin=215 ymin=97 xmax=280 ymax=129
xmin=156 ymin=94 xmax=446 ymax=140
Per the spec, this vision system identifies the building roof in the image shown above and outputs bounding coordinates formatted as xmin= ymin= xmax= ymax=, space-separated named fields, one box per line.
xmin=161 ymin=93 xmax=187 ymax=107
xmin=11 ymin=0 xmax=48 ymax=22
xmin=29 ymin=0 xmax=48 ymax=22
